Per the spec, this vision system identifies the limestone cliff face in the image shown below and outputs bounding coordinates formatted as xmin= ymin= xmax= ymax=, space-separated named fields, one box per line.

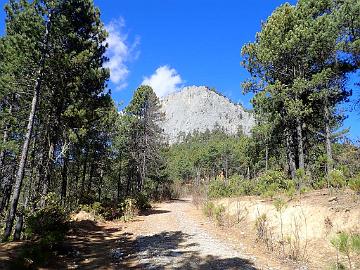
xmin=160 ymin=86 xmax=255 ymax=144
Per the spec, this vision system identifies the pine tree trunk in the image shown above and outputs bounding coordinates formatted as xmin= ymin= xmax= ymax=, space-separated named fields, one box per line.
xmin=0 ymin=125 xmax=9 ymax=173
xmin=126 ymin=167 xmax=131 ymax=196
xmin=0 ymin=164 xmax=16 ymax=215
xmin=0 ymin=182 xmax=12 ymax=216
xmin=81 ymin=151 xmax=88 ymax=195
xmin=3 ymin=14 xmax=52 ymax=241
xmin=13 ymin=194 xmax=28 ymax=241
xmin=117 ymin=154 xmax=122 ymax=202
xmin=98 ymin=169 xmax=103 ymax=201
xmin=117 ymin=170 xmax=121 ymax=201
xmin=324 ymin=103 xmax=333 ymax=176
xmin=87 ymin=161 xmax=94 ymax=192
xmin=296 ymin=118 xmax=305 ymax=170
xmin=0 ymin=103 xmax=12 ymax=174
xmin=265 ymin=143 xmax=269 ymax=171
xmin=73 ymin=159 xmax=81 ymax=207
xmin=13 ymin=214 xmax=24 ymax=241
xmin=225 ymin=156 xmax=228 ymax=180
xmin=285 ymin=128 xmax=296 ymax=179
xmin=61 ymin=152 xmax=69 ymax=205
xmin=136 ymin=169 xmax=142 ymax=192
xmin=40 ymin=141 xmax=54 ymax=207
xmin=3 ymin=85 xmax=40 ymax=240
xmin=141 ymin=152 xmax=146 ymax=191
xmin=196 ymin=167 xmax=201 ymax=186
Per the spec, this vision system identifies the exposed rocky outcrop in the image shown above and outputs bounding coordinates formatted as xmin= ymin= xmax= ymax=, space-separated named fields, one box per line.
xmin=160 ymin=86 xmax=255 ymax=144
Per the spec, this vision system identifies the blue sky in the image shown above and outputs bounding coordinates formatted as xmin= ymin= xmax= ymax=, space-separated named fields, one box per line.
xmin=0 ymin=0 xmax=359 ymax=140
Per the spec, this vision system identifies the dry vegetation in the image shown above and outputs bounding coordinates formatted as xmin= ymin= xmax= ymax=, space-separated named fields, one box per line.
xmin=199 ymin=189 xmax=360 ymax=269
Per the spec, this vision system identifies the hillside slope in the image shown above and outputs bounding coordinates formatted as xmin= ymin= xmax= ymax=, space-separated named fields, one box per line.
xmin=160 ymin=86 xmax=255 ymax=144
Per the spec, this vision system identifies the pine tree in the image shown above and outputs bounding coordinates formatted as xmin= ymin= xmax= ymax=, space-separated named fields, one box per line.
xmin=122 ymin=85 xmax=167 ymax=195
xmin=241 ymin=0 xmax=353 ymax=179
xmin=1 ymin=0 xmax=111 ymax=240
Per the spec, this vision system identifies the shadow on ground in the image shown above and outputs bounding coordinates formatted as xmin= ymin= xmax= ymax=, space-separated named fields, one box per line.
xmin=122 ymin=230 xmax=256 ymax=270
xmin=139 ymin=208 xmax=171 ymax=216
xmin=59 ymin=219 xmax=257 ymax=270
xmin=1 ymin=207 xmax=257 ymax=270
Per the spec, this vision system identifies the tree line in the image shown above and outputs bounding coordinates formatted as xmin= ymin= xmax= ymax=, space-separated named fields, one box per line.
xmin=242 ymin=0 xmax=359 ymax=182
xmin=0 ymin=0 xmax=359 ymax=243
xmin=0 ymin=0 xmax=168 ymax=242
xmin=167 ymin=0 xmax=360 ymax=193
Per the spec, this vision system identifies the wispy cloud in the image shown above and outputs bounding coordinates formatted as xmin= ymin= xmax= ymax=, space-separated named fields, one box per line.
xmin=105 ymin=18 xmax=139 ymax=90
xmin=142 ymin=65 xmax=183 ymax=97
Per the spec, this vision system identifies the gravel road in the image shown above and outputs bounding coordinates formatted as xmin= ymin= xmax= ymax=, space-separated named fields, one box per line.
xmin=125 ymin=198 xmax=258 ymax=270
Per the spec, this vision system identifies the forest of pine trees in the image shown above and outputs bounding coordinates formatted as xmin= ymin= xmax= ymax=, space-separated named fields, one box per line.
xmin=0 ymin=0 xmax=359 ymax=247
xmin=0 ymin=0 xmax=170 ymax=242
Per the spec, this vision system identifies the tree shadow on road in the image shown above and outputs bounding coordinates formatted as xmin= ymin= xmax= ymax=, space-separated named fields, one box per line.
xmin=2 ymin=219 xmax=257 ymax=270
xmin=119 ymin=230 xmax=257 ymax=270
xmin=56 ymin=224 xmax=257 ymax=270
xmin=138 ymin=208 xmax=171 ymax=216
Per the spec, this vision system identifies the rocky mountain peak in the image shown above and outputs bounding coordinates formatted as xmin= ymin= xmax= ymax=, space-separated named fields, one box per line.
xmin=160 ymin=86 xmax=255 ymax=144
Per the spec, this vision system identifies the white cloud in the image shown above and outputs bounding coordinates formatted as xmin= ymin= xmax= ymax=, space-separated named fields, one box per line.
xmin=142 ymin=66 xmax=183 ymax=97
xmin=105 ymin=18 xmax=139 ymax=90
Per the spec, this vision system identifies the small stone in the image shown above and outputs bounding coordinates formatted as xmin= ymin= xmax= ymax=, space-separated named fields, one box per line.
xmin=110 ymin=248 xmax=124 ymax=260
xmin=24 ymin=258 xmax=34 ymax=268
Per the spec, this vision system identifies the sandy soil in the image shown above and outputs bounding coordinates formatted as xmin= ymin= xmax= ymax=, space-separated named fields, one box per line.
xmin=213 ymin=189 xmax=360 ymax=270
xmin=1 ymin=198 xmax=297 ymax=270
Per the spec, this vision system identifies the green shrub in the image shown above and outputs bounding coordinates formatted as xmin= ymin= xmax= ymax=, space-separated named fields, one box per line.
xmin=214 ymin=204 xmax=225 ymax=226
xmin=80 ymin=201 xmax=104 ymax=217
xmin=203 ymin=201 xmax=215 ymax=218
xmin=202 ymin=201 xmax=225 ymax=226
xmin=328 ymin=169 xmax=346 ymax=189
xmin=77 ymin=193 xmax=151 ymax=221
xmin=25 ymin=204 xmax=69 ymax=245
xmin=208 ymin=175 xmax=248 ymax=199
xmin=300 ymin=186 xmax=310 ymax=194
xmin=227 ymin=175 xmax=245 ymax=194
xmin=100 ymin=204 xmax=123 ymax=221
xmin=120 ymin=198 xmax=137 ymax=221
xmin=239 ymin=180 xmax=255 ymax=195
xmin=13 ymin=193 xmax=68 ymax=268
xmin=262 ymin=187 xmax=276 ymax=199
xmin=10 ymin=243 xmax=51 ymax=269
xmin=331 ymin=232 xmax=360 ymax=269
xmin=255 ymin=214 xmax=268 ymax=241
xmin=255 ymin=170 xmax=290 ymax=196
xmin=78 ymin=191 xmax=97 ymax=205
xmin=349 ymin=175 xmax=360 ymax=194
xmin=208 ymin=179 xmax=230 ymax=199
xmin=331 ymin=233 xmax=350 ymax=254
xmin=329 ymin=262 xmax=347 ymax=270
xmin=286 ymin=185 xmax=296 ymax=199
xmin=313 ymin=177 xmax=327 ymax=189
xmin=171 ymin=179 xmax=186 ymax=199
xmin=273 ymin=198 xmax=287 ymax=212
xmin=207 ymin=171 xmax=297 ymax=199
xmin=351 ymin=234 xmax=360 ymax=254
xmin=134 ymin=192 xmax=152 ymax=211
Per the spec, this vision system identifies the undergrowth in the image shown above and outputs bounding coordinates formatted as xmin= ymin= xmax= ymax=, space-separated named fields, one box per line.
xmin=79 ymin=192 xmax=151 ymax=221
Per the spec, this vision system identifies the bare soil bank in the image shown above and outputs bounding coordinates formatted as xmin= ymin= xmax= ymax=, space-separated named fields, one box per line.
xmin=212 ymin=189 xmax=360 ymax=269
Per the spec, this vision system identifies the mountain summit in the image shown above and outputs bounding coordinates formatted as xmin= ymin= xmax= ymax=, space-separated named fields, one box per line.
xmin=160 ymin=86 xmax=255 ymax=144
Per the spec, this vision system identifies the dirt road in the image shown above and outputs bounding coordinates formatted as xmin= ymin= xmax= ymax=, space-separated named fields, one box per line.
xmin=1 ymin=198 xmax=284 ymax=269
xmin=121 ymin=198 xmax=257 ymax=269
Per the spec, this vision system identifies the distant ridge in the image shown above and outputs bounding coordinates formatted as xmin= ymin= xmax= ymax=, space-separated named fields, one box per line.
xmin=160 ymin=86 xmax=255 ymax=144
